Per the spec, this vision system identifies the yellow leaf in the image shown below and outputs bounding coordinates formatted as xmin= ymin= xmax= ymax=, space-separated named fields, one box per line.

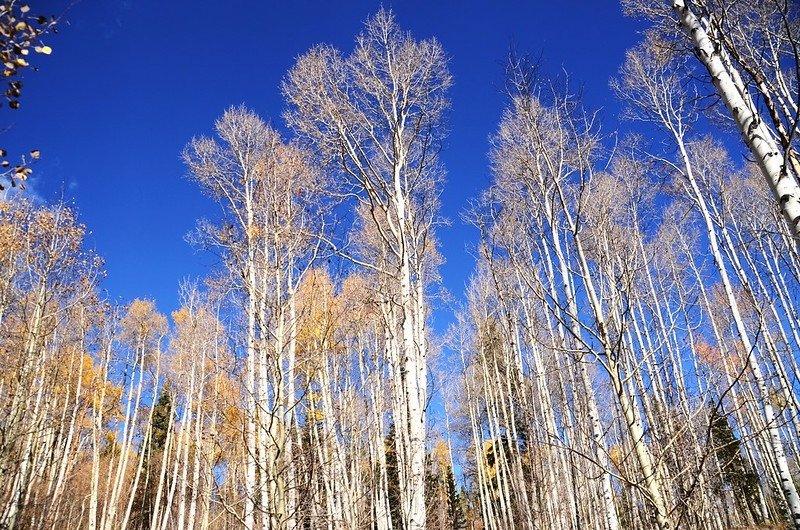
xmin=172 ymin=307 xmax=189 ymax=325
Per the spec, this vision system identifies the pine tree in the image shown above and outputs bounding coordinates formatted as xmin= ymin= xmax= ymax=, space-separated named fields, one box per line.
xmin=150 ymin=389 xmax=172 ymax=452
xmin=445 ymin=466 xmax=466 ymax=530
xmin=133 ymin=388 xmax=172 ymax=528
xmin=709 ymin=407 xmax=761 ymax=521
xmin=386 ymin=423 xmax=403 ymax=530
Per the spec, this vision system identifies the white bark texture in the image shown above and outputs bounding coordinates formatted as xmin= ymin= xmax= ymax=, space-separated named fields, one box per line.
xmin=673 ymin=0 xmax=800 ymax=241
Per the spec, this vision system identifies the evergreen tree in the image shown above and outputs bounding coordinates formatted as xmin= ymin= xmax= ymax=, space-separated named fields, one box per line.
xmin=132 ymin=388 xmax=173 ymax=528
xmin=445 ymin=466 xmax=467 ymax=530
xmin=709 ymin=407 xmax=761 ymax=521
xmin=386 ymin=422 xmax=403 ymax=530
xmin=149 ymin=389 xmax=172 ymax=452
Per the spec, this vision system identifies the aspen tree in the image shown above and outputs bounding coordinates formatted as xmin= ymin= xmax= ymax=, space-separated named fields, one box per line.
xmin=285 ymin=10 xmax=451 ymax=530
xmin=615 ymin=41 xmax=800 ymax=527
xmin=185 ymin=106 xmax=324 ymax=529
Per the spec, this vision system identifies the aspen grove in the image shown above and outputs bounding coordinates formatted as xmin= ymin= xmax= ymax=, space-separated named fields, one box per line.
xmin=3 ymin=3 xmax=800 ymax=530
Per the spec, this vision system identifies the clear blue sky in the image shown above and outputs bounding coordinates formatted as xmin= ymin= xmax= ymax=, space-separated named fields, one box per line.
xmin=6 ymin=0 xmax=645 ymax=325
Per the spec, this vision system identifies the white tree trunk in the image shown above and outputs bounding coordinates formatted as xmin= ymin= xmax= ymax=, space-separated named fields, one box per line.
xmin=673 ymin=0 xmax=800 ymax=241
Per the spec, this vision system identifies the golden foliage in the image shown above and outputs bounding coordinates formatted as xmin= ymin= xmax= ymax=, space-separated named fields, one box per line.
xmin=609 ymin=444 xmax=624 ymax=473
xmin=120 ymin=299 xmax=168 ymax=358
xmin=431 ymin=438 xmax=451 ymax=471
xmin=296 ymin=267 xmax=339 ymax=357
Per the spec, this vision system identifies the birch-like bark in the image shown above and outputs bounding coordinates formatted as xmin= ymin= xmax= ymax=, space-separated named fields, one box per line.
xmin=672 ymin=0 xmax=800 ymax=241
xmin=284 ymin=12 xmax=450 ymax=529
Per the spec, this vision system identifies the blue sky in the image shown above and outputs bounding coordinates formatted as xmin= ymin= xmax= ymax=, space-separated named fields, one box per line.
xmin=5 ymin=0 xmax=645 ymax=327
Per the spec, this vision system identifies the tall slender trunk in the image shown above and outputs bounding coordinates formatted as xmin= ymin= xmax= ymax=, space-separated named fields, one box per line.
xmin=673 ymin=0 xmax=800 ymax=241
